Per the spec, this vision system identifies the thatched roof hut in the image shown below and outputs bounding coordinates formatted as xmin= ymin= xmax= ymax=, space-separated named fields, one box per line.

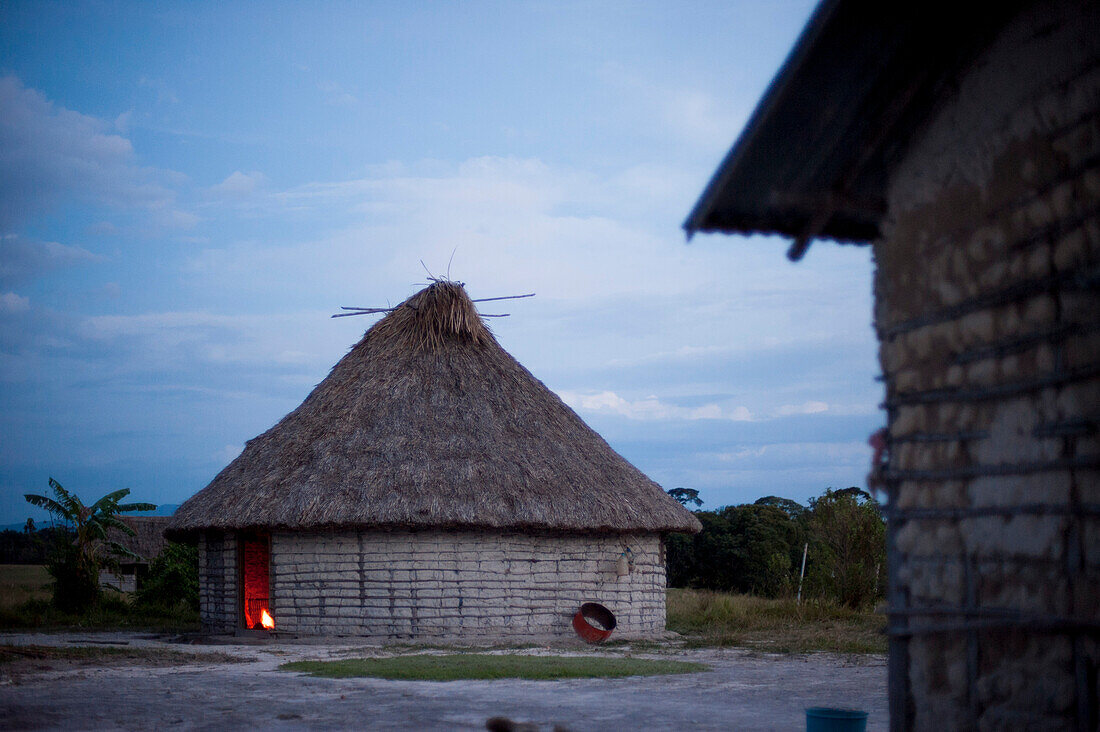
xmin=110 ymin=516 xmax=170 ymax=562
xmin=169 ymin=280 xmax=698 ymax=537
xmin=98 ymin=516 xmax=170 ymax=593
xmin=170 ymin=281 xmax=698 ymax=639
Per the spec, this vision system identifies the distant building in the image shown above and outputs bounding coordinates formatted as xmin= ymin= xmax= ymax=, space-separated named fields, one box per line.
xmin=686 ymin=0 xmax=1099 ymax=728
xmin=100 ymin=516 xmax=170 ymax=593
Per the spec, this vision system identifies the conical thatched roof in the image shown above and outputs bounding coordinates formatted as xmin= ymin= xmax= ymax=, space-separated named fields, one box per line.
xmin=168 ymin=281 xmax=700 ymax=537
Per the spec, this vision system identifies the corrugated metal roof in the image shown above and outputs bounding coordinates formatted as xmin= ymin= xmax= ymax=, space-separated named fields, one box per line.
xmin=683 ymin=0 xmax=1024 ymax=258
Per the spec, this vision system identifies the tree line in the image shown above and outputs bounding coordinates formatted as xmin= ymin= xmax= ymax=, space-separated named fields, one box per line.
xmin=665 ymin=486 xmax=886 ymax=609
xmin=9 ymin=477 xmax=883 ymax=614
xmin=0 ymin=524 xmax=56 ymax=564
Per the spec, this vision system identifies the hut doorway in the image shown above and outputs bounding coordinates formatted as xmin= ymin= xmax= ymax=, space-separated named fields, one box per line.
xmin=239 ymin=532 xmax=272 ymax=630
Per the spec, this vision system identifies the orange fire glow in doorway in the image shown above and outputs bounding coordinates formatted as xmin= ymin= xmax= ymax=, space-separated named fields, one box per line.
xmin=260 ymin=608 xmax=274 ymax=630
xmin=240 ymin=534 xmax=271 ymax=630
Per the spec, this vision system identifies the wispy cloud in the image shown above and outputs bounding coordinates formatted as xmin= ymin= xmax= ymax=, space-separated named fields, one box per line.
xmin=81 ymin=309 xmax=341 ymax=370
xmin=776 ymin=401 xmax=829 ymax=416
xmin=208 ymin=170 xmax=267 ymax=199
xmin=137 ymin=75 xmax=179 ymax=104
xmin=317 ymin=80 xmax=358 ymax=107
xmin=598 ymin=63 xmax=747 ymax=151
xmin=0 ymin=234 xmax=100 ymax=287
xmin=559 ymin=389 xmax=752 ymax=422
xmin=0 ymin=75 xmax=191 ymax=230
xmin=709 ymin=441 xmax=869 ymax=464
xmin=214 ymin=444 xmax=243 ymax=463
xmin=0 ymin=291 xmax=30 ymax=314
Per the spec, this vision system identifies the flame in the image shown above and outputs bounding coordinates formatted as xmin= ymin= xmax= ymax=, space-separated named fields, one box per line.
xmin=260 ymin=608 xmax=274 ymax=630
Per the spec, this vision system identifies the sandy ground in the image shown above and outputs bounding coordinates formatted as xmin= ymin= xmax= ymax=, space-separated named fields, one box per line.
xmin=0 ymin=632 xmax=886 ymax=731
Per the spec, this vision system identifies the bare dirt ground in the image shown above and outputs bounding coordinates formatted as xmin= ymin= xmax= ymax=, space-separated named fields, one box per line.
xmin=0 ymin=632 xmax=886 ymax=731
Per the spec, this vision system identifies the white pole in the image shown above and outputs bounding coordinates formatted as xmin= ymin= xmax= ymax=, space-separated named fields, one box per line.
xmin=797 ymin=542 xmax=808 ymax=604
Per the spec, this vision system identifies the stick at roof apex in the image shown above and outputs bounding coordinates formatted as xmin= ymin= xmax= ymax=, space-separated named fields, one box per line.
xmin=332 ymin=290 xmax=534 ymax=318
xmin=471 ymin=293 xmax=535 ymax=303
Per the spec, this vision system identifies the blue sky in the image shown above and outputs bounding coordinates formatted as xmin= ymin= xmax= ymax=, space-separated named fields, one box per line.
xmin=0 ymin=0 xmax=881 ymax=525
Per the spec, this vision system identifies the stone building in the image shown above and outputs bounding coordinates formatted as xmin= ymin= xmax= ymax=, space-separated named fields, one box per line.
xmin=685 ymin=0 xmax=1098 ymax=728
xmin=167 ymin=280 xmax=699 ymax=639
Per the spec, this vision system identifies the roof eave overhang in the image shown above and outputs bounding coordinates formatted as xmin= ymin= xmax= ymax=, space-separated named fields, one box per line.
xmin=684 ymin=0 xmax=1026 ymax=258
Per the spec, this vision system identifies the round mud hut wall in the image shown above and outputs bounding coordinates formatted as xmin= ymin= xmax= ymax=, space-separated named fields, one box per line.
xmin=172 ymin=281 xmax=700 ymax=639
xmin=200 ymin=529 xmax=666 ymax=639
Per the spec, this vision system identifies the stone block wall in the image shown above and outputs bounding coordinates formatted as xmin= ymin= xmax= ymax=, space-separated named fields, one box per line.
xmin=876 ymin=0 xmax=1099 ymax=728
xmin=198 ymin=531 xmax=237 ymax=632
xmin=268 ymin=529 xmax=666 ymax=640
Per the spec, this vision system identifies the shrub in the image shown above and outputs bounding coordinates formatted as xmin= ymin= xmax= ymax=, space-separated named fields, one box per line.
xmin=136 ymin=542 xmax=199 ymax=611
xmin=44 ymin=531 xmax=100 ymax=613
xmin=804 ymin=488 xmax=886 ymax=609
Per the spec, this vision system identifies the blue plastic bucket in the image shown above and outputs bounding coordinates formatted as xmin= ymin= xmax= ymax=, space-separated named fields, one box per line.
xmin=805 ymin=707 xmax=868 ymax=732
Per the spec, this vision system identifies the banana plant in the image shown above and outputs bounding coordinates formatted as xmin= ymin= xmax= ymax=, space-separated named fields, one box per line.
xmin=24 ymin=477 xmax=156 ymax=606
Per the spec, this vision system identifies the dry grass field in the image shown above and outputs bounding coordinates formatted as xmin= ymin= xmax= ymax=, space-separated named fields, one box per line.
xmin=0 ymin=565 xmax=50 ymax=609
xmin=0 ymin=564 xmax=199 ymax=632
xmin=666 ymin=588 xmax=886 ymax=654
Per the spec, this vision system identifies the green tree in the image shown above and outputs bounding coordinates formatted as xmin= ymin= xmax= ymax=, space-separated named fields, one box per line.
xmin=753 ymin=495 xmax=807 ymax=521
xmin=804 ymin=487 xmax=885 ymax=609
xmin=24 ymin=478 xmax=156 ymax=612
xmin=666 ymin=501 xmax=807 ymax=597
xmin=667 ymin=487 xmax=703 ymax=508
xmin=664 ymin=530 xmax=697 ymax=589
xmin=718 ymin=503 xmax=806 ymax=597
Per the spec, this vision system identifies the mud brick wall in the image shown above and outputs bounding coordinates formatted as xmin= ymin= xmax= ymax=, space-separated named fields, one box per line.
xmin=198 ymin=531 xmax=237 ymax=632
xmin=268 ymin=529 xmax=665 ymax=640
xmin=875 ymin=1 xmax=1100 ymax=728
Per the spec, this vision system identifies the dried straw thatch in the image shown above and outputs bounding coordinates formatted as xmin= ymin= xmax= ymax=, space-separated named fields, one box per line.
xmin=168 ymin=281 xmax=700 ymax=537
xmin=105 ymin=516 xmax=170 ymax=563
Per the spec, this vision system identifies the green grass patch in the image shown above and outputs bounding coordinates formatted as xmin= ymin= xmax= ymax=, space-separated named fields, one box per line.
xmin=280 ymin=653 xmax=708 ymax=681
xmin=667 ymin=588 xmax=886 ymax=654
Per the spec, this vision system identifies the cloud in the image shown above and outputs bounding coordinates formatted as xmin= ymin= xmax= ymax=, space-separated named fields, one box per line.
xmin=0 ymin=292 xmax=30 ymax=314
xmin=86 ymin=221 xmax=119 ymax=236
xmin=98 ymin=282 xmax=121 ymax=299
xmin=318 ymin=81 xmax=358 ymax=107
xmin=183 ymin=155 xmax=733 ymax=305
xmin=558 ymin=389 xmax=752 ymax=422
xmin=776 ymin=401 xmax=829 ymax=416
xmin=715 ymin=446 xmax=768 ymax=461
xmin=209 ymin=170 xmax=267 ymax=199
xmin=214 ymin=444 xmax=243 ymax=463
xmin=137 ymin=75 xmax=178 ymax=104
xmin=114 ymin=110 xmax=132 ymax=134
xmin=660 ymin=88 xmax=744 ymax=151
xmin=0 ymin=75 xmax=190 ymax=230
xmin=178 ymin=155 xmax=878 ymax=423
xmin=709 ymin=441 xmax=870 ymax=466
xmin=0 ymin=234 xmax=99 ymax=287
xmin=79 ymin=308 xmax=347 ymax=378
xmin=598 ymin=63 xmax=747 ymax=151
